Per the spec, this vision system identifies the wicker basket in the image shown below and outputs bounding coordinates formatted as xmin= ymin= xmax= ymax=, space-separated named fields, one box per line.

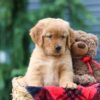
xmin=12 ymin=76 xmax=33 ymax=100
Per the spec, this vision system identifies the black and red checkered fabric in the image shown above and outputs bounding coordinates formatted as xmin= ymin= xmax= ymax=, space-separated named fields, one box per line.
xmin=26 ymin=83 xmax=100 ymax=100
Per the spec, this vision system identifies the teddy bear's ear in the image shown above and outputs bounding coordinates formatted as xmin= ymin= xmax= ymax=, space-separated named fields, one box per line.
xmin=92 ymin=35 xmax=98 ymax=46
xmin=67 ymin=28 xmax=75 ymax=49
xmin=88 ymin=34 xmax=98 ymax=46
xmin=29 ymin=21 xmax=45 ymax=47
xmin=74 ymin=30 xmax=87 ymax=39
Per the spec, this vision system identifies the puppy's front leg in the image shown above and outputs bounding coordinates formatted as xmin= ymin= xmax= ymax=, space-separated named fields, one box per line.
xmin=25 ymin=66 xmax=43 ymax=86
xmin=59 ymin=66 xmax=77 ymax=89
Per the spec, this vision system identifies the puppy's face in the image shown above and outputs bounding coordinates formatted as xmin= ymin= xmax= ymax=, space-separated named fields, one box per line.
xmin=43 ymin=27 xmax=68 ymax=56
xmin=30 ymin=18 xmax=75 ymax=56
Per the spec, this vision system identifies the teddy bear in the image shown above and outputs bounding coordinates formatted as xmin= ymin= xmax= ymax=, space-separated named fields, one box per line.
xmin=71 ymin=30 xmax=100 ymax=85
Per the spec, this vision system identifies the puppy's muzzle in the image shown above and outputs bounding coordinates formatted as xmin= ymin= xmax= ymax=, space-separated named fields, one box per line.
xmin=55 ymin=45 xmax=62 ymax=53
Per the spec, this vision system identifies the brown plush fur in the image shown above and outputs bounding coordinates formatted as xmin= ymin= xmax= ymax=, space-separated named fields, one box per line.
xmin=24 ymin=18 xmax=77 ymax=89
xmin=71 ymin=30 xmax=100 ymax=85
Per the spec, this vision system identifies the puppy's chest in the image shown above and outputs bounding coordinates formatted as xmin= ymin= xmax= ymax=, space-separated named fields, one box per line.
xmin=43 ymin=59 xmax=61 ymax=86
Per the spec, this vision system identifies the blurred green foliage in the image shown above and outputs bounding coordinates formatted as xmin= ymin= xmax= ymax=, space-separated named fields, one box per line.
xmin=0 ymin=0 xmax=95 ymax=99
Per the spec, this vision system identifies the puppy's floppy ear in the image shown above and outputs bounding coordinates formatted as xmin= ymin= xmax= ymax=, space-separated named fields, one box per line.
xmin=67 ymin=28 xmax=75 ymax=49
xmin=29 ymin=22 xmax=45 ymax=47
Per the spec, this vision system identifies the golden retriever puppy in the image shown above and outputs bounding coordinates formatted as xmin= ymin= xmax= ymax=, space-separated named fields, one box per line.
xmin=25 ymin=18 xmax=77 ymax=89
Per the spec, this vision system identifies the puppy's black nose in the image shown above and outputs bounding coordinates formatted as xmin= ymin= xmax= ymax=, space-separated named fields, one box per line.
xmin=55 ymin=45 xmax=61 ymax=52
xmin=78 ymin=43 xmax=86 ymax=49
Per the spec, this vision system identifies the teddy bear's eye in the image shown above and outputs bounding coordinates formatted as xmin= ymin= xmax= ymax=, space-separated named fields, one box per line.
xmin=75 ymin=39 xmax=79 ymax=41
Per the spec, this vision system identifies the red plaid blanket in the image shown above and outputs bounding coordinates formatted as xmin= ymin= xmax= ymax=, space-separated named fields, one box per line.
xmin=26 ymin=83 xmax=100 ymax=100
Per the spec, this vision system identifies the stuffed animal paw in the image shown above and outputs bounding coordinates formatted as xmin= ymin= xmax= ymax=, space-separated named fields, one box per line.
xmin=74 ymin=74 xmax=97 ymax=85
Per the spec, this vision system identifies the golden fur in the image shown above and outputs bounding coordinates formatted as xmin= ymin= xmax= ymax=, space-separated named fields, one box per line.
xmin=25 ymin=18 xmax=77 ymax=89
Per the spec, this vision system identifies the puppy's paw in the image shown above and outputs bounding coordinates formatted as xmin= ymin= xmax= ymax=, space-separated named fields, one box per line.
xmin=66 ymin=82 xmax=77 ymax=89
xmin=61 ymin=82 xmax=77 ymax=89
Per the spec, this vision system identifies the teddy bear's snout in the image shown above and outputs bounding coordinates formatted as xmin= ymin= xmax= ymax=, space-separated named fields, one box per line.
xmin=78 ymin=43 xmax=86 ymax=49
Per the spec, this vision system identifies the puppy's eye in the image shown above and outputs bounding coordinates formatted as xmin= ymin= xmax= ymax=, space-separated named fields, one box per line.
xmin=61 ymin=35 xmax=65 ymax=39
xmin=46 ymin=35 xmax=52 ymax=39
